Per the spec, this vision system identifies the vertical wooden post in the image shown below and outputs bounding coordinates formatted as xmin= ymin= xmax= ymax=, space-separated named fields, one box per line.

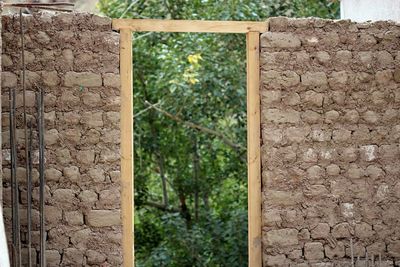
xmin=246 ymin=31 xmax=262 ymax=267
xmin=120 ymin=29 xmax=134 ymax=267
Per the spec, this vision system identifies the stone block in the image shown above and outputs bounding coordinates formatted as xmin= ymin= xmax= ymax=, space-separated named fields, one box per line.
xmin=359 ymin=145 xmax=378 ymax=162
xmin=268 ymin=17 xmax=288 ymax=31
xmin=344 ymin=110 xmax=359 ymax=123
xmin=332 ymin=222 xmax=351 ymax=239
xmin=86 ymin=249 xmax=107 ymax=265
xmin=63 ymin=248 xmax=84 ymax=265
xmin=99 ymin=188 xmax=120 ymax=208
xmin=2 ymin=71 xmax=18 ymax=88
xmin=80 ymin=111 xmax=104 ymax=128
xmin=87 ymin=210 xmax=121 ymax=227
xmin=103 ymin=73 xmax=121 ymax=88
xmin=375 ymin=70 xmax=393 ymax=85
xmin=302 ymin=110 xmax=322 ymax=124
xmin=388 ymin=241 xmax=400 ymax=257
xmin=45 ymin=205 xmax=63 ymax=226
xmin=82 ymin=92 xmax=102 ymax=107
xmin=261 ymin=32 xmax=301 ymax=48
xmin=263 ymin=70 xmax=300 ymax=88
xmin=64 ymin=71 xmax=102 ymax=87
xmin=365 ymin=165 xmax=384 ymax=179
xmin=63 ymin=166 xmax=80 ymax=183
xmin=376 ymin=50 xmax=393 ymax=67
xmin=44 ymin=129 xmax=60 ymax=146
xmin=88 ymin=168 xmax=105 ymax=182
xmin=394 ymin=69 xmax=400 ymax=82
xmin=335 ymin=50 xmax=352 ymax=64
xmin=304 ymin=242 xmax=324 ymax=260
xmin=341 ymin=147 xmax=358 ymax=162
xmin=263 ymin=209 xmax=282 ymax=227
xmin=264 ymin=228 xmax=299 ymax=247
xmin=366 ymin=242 xmax=386 ymax=254
xmin=105 ymin=111 xmax=120 ymax=126
xmin=316 ymin=51 xmax=330 ymax=64
xmin=345 ymin=242 xmax=365 ymax=257
xmin=264 ymin=254 xmax=288 ymax=267
xmin=78 ymin=190 xmax=98 ymax=203
xmin=325 ymin=110 xmax=339 ymax=124
xmin=285 ymin=126 xmax=310 ymax=143
xmin=99 ymin=148 xmax=119 ymax=163
xmin=103 ymin=129 xmax=120 ymax=144
xmin=42 ymin=71 xmax=60 ymax=86
xmin=325 ymin=242 xmax=345 ymax=259
xmin=64 ymin=210 xmax=84 ymax=225
xmin=304 ymin=185 xmax=328 ymax=197
xmin=304 ymin=91 xmax=324 ymax=107
xmin=46 ymin=250 xmax=61 ymax=266
xmin=266 ymin=190 xmax=303 ymax=207
xmin=52 ymin=189 xmax=76 ymax=204
xmin=311 ymin=223 xmax=330 ymax=239
xmin=287 ymin=249 xmax=302 ymax=260
xmin=76 ymin=150 xmax=95 ymax=165
xmin=363 ymin=111 xmax=379 ymax=124
xmin=332 ymin=129 xmax=352 ymax=142
xmin=326 ymin=164 xmax=340 ymax=176
xmin=355 ymin=222 xmax=374 ymax=239
xmin=44 ymin=168 xmax=62 ymax=182
xmin=302 ymin=72 xmax=328 ymax=86
xmin=310 ymin=129 xmax=332 ymax=142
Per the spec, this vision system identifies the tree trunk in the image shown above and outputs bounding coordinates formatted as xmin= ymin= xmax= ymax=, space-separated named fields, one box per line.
xmin=179 ymin=194 xmax=191 ymax=229
xmin=192 ymin=135 xmax=200 ymax=221
xmin=149 ymin=111 xmax=169 ymax=207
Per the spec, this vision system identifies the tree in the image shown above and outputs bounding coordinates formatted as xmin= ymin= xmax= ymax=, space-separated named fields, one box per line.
xmin=97 ymin=1 xmax=339 ymax=266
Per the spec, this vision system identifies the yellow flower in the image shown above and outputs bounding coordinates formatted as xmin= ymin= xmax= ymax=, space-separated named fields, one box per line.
xmin=189 ymin=77 xmax=199 ymax=84
xmin=187 ymin=53 xmax=202 ymax=65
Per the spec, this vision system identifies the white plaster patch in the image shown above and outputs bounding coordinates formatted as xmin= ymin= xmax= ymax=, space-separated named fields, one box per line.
xmin=342 ymin=203 xmax=354 ymax=218
xmin=2 ymin=149 xmax=10 ymax=161
xmin=320 ymin=150 xmax=333 ymax=160
xmin=360 ymin=145 xmax=377 ymax=161
xmin=307 ymin=37 xmax=319 ymax=44
xmin=376 ymin=183 xmax=389 ymax=202
xmin=304 ymin=148 xmax=318 ymax=162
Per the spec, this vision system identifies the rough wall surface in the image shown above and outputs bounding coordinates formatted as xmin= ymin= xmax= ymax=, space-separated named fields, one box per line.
xmin=261 ymin=17 xmax=400 ymax=266
xmin=1 ymin=12 xmax=121 ymax=266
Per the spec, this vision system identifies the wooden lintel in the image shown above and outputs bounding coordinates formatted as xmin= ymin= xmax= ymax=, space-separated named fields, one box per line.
xmin=112 ymin=19 xmax=268 ymax=33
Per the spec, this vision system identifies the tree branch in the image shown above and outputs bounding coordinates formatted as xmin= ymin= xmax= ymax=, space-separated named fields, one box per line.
xmin=133 ymin=101 xmax=161 ymax=118
xmin=144 ymin=101 xmax=245 ymax=153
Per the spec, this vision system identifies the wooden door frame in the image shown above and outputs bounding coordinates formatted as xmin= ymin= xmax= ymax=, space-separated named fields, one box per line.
xmin=113 ymin=19 xmax=266 ymax=267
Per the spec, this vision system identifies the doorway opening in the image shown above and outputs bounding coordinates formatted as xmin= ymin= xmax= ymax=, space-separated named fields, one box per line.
xmin=114 ymin=19 xmax=264 ymax=267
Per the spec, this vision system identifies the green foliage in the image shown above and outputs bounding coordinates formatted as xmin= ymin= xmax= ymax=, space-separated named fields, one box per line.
xmin=98 ymin=0 xmax=339 ymax=266
xmin=265 ymin=0 xmax=340 ymax=19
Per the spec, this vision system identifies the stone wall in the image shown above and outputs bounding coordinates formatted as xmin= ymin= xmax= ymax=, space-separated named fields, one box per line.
xmin=261 ymin=17 xmax=400 ymax=266
xmin=1 ymin=12 xmax=121 ymax=265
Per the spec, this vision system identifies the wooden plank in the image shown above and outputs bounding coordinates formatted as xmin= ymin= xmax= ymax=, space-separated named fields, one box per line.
xmin=112 ymin=19 xmax=267 ymax=33
xmin=119 ymin=29 xmax=134 ymax=267
xmin=246 ymin=31 xmax=262 ymax=267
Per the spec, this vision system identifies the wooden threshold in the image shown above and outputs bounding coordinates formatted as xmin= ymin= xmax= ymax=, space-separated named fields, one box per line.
xmin=113 ymin=19 xmax=267 ymax=33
